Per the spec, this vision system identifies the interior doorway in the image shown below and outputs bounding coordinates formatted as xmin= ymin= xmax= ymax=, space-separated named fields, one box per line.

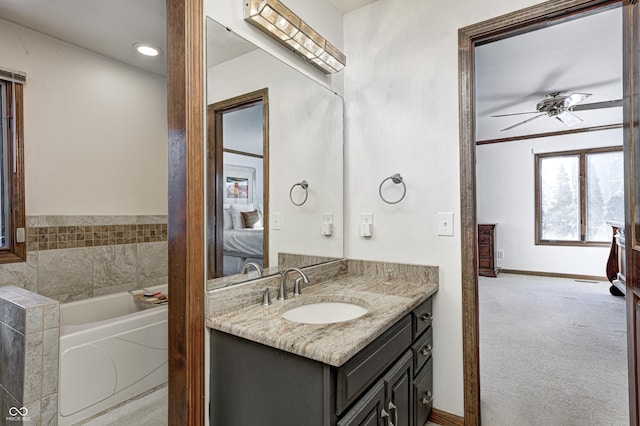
xmin=459 ymin=0 xmax=630 ymax=424
xmin=207 ymin=88 xmax=269 ymax=280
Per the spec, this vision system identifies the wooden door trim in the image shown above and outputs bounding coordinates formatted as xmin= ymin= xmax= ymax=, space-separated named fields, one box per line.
xmin=459 ymin=1 xmax=622 ymax=424
xmin=166 ymin=0 xmax=205 ymax=424
xmin=207 ymin=88 xmax=270 ymax=279
xmin=623 ymin=2 xmax=639 ymax=424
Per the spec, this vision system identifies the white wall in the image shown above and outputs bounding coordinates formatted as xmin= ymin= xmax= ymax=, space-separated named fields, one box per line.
xmin=0 ymin=18 xmax=167 ymax=215
xmin=477 ymin=129 xmax=622 ymax=276
xmin=343 ymin=0 xmax=546 ymax=416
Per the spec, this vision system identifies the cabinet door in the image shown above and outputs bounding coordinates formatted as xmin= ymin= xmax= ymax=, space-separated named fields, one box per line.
xmin=337 ymin=381 xmax=386 ymax=426
xmin=383 ymin=351 xmax=413 ymax=426
xmin=414 ymin=357 xmax=433 ymax=426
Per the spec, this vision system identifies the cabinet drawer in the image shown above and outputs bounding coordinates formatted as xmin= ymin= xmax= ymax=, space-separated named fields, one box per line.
xmin=478 ymin=246 xmax=493 ymax=257
xmin=412 ymin=297 xmax=433 ymax=339
xmin=411 ymin=326 xmax=432 ymax=376
xmin=478 ymin=234 xmax=492 ymax=245
xmin=336 ymin=315 xmax=412 ymax=415
xmin=414 ymin=357 xmax=433 ymax=426
xmin=479 ymin=258 xmax=493 ymax=269
xmin=478 ymin=227 xmax=492 ymax=235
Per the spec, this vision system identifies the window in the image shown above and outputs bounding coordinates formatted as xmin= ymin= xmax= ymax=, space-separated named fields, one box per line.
xmin=535 ymin=146 xmax=623 ymax=246
xmin=0 ymin=71 xmax=26 ymax=263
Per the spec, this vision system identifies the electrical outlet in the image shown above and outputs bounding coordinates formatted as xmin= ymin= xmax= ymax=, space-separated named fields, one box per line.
xmin=497 ymin=250 xmax=504 ymax=260
xmin=322 ymin=213 xmax=334 ymax=236
xmin=437 ymin=212 xmax=454 ymax=236
xmin=360 ymin=213 xmax=373 ymax=237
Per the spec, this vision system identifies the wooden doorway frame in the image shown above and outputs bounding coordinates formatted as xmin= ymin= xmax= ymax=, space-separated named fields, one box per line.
xmin=207 ymin=88 xmax=270 ymax=279
xmin=459 ymin=0 xmax=626 ymax=424
xmin=166 ymin=0 xmax=205 ymax=424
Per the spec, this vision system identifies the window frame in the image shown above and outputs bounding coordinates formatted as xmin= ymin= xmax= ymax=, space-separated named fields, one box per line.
xmin=535 ymin=146 xmax=623 ymax=247
xmin=0 ymin=77 xmax=26 ymax=263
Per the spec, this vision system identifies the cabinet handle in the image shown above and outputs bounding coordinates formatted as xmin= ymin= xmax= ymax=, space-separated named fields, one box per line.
xmin=381 ymin=408 xmax=391 ymax=426
xmin=420 ymin=313 xmax=433 ymax=322
xmin=421 ymin=344 xmax=432 ymax=357
xmin=422 ymin=390 xmax=433 ymax=405
xmin=388 ymin=401 xmax=398 ymax=426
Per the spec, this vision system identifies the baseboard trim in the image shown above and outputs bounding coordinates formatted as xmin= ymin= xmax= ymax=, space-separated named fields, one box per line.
xmin=428 ymin=408 xmax=465 ymax=426
xmin=499 ymin=269 xmax=607 ymax=282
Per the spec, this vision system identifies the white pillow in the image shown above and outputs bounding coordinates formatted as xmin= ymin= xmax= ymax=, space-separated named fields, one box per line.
xmin=230 ymin=203 xmax=254 ymax=229
xmin=223 ymin=208 xmax=233 ymax=230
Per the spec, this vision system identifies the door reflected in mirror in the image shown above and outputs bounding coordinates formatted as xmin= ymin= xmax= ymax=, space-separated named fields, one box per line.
xmin=206 ymin=18 xmax=344 ymax=289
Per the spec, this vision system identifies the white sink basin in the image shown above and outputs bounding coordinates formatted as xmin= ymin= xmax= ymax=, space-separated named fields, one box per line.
xmin=281 ymin=301 xmax=368 ymax=324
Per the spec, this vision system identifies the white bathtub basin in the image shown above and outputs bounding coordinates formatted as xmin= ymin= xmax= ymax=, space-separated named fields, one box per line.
xmin=281 ymin=301 xmax=368 ymax=324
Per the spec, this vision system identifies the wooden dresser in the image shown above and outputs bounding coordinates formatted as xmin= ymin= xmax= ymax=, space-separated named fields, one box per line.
xmin=478 ymin=224 xmax=498 ymax=278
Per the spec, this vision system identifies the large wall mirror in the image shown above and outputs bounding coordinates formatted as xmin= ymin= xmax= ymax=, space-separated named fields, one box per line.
xmin=206 ymin=17 xmax=344 ymax=289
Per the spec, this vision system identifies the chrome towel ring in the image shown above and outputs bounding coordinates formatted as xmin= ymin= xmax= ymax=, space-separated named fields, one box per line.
xmin=290 ymin=180 xmax=309 ymax=206
xmin=379 ymin=173 xmax=406 ymax=204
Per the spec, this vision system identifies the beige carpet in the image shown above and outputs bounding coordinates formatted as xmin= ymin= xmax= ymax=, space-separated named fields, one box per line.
xmin=480 ymin=274 xmax=628 ymax=426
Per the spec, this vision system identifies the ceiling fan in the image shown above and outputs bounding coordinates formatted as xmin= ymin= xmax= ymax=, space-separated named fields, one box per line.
xmin=492 ymin=92 xmax=623 ymax=131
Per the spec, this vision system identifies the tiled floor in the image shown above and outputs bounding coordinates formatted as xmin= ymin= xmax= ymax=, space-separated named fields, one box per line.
xmin=80 ymin=386 xmax=168 ymax=426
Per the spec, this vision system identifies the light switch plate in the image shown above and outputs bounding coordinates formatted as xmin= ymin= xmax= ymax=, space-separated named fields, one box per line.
xmin=15 ymin=227 xmax=25 ymax=243
xmin=437 ymin=212 xmax=454 ymax=236
xmin=272 ymin=212 xmax=282 ymax=230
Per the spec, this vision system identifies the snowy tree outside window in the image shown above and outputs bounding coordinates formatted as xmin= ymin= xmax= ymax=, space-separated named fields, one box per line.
xmin=537 ymin=147 xmax=623 ymax=244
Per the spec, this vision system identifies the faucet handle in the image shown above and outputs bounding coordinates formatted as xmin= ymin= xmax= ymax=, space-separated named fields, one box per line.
xmin=261 ymin=288 xmax=272 ymax=306
xmin=293 ymin=277 xmax=304 ymax=296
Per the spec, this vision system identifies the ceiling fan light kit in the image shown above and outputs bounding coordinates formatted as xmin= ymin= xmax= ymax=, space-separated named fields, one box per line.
xmin=492 ymin=91 xmax=623 ymax=132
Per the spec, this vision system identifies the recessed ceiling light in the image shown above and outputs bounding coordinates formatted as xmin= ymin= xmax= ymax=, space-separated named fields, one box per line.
xmin=133 ymin=43 xmax=161 ymax=57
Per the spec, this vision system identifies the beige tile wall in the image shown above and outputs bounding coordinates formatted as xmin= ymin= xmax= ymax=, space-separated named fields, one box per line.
xmin=0 ymin=216 xmax=168 ymax=302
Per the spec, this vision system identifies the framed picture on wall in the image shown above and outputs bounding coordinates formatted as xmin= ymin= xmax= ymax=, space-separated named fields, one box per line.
xmin=223 ymin=164 xmax=256 ymax=206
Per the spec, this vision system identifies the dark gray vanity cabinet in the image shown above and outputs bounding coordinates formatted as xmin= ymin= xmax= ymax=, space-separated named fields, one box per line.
xmin=209 ymin=296 xmax=433 ymax=426
xmin=338 ymin=351 xmax=413 ymax=426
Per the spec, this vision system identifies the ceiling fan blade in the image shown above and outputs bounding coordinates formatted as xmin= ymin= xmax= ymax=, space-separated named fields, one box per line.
xmin=563 ymin=93 xmax=592 ymax=108
xmin=500 ymin=113 xmax=546 ymax=132
xmin=571 ymin=99 xmax=623 ymax=111
xmin=555 ymin=111 xmax=583 ymax=127
xmin=491 ymin=111 xmax=540 ymax=117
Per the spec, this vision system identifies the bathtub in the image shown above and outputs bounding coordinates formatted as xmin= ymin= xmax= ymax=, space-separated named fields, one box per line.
xmin=58 ymin=284 xmax=168 ymax=425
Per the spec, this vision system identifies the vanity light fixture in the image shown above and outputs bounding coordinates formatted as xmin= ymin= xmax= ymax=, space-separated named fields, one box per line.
xmin=244 ymin=0 xmax=346 ymax=74
xmin=133 ymin=43 xmax=161 ymax=57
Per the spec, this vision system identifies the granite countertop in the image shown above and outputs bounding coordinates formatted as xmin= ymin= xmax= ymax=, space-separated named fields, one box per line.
xmin=206 ymin=267 xmax=437 ymax=367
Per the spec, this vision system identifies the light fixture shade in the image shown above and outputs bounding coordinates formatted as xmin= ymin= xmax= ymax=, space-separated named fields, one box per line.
xmin=244 ymin=0 xmax=346 ymax=74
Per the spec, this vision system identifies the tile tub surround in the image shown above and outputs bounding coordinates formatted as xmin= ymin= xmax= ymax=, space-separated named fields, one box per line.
xmin=0 ymin=216 xmax=168 ymax=302
xmin=206 ymin=259 xmax=438 ymax=367
xmin=0 ymin=286 xmax=59 ymax=425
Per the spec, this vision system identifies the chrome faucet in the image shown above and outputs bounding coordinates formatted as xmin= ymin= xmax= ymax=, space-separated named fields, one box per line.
xmin=241 ymin=262 xmax=263 ymax=277
xmin=277 ymin=268 xmax=309 ymax=300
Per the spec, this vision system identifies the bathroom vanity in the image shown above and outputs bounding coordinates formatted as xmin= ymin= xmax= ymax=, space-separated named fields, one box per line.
xmin=207 ymin=259 xmax=437 ymax=426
